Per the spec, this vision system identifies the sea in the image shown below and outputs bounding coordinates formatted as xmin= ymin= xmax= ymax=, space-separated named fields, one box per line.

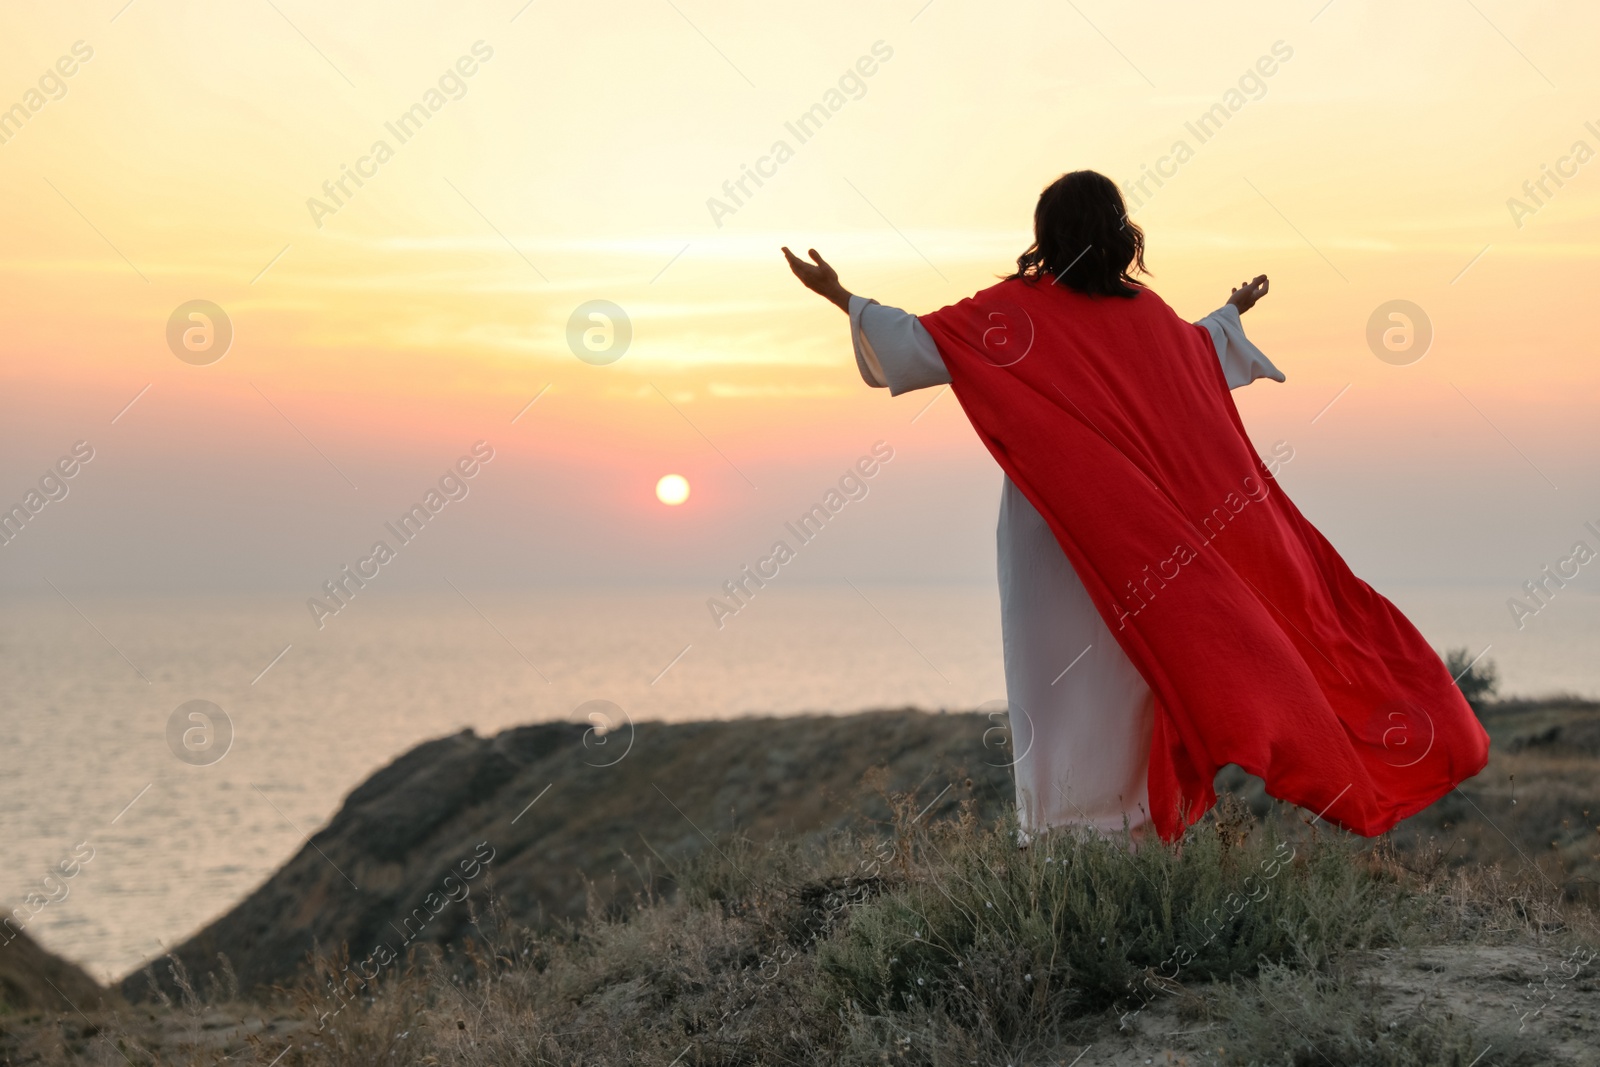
xmin=2 ymin=581 xmax=1596 ymax=983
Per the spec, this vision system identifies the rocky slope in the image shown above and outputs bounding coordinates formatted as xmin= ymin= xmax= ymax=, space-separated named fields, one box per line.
xmin=116 ymin=697 xmax=1600 ymax=1007
xmin=120 ymin=709 xmax=1015 ymax=1000
xmin=0 ymin=928 xmax=115 ymax=1014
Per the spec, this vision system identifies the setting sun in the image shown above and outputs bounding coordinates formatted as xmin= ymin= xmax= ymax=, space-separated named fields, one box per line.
xmin=654 ymin=474 xmax=690 ymax=506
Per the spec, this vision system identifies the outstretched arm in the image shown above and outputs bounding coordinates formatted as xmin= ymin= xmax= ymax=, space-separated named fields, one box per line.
xmin=782 ymin=246 xmax=852 ymax=312
xmin=783 ymin=245 xmax=948 ymax=392
xmin=1199 ymin=272 xmax=1283 ymax=389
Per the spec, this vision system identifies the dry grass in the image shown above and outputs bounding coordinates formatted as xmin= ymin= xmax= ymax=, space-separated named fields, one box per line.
xmin=6 ymin=784 xmax=1596 ymax=1067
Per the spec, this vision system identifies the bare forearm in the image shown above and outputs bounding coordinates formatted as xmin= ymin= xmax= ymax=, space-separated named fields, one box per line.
xmin=821 ymin=282 xmax=853 ymax=313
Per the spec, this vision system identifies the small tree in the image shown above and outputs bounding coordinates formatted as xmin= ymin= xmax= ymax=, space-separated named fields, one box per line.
xmin=1443 ymin=647 xmax=1498 ymax=711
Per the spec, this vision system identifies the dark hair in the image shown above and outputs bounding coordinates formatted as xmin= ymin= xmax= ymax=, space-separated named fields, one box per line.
xmin=1007 ymin=170 xmax=1148 ymax=297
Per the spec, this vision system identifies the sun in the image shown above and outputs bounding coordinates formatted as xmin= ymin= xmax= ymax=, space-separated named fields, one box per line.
xmin=655 ymin=474 xmax=690 ymax=506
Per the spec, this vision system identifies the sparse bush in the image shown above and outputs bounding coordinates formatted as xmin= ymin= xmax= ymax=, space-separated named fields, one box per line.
xmin=814 ymin=804 xmax=1409 ymax=1047
xmin=1445 ymin=646 xmax=1499 ymax=710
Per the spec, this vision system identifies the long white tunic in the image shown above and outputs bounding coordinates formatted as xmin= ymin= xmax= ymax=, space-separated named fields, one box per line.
xmin=849 ymin=294 xmax=1283 ymax=837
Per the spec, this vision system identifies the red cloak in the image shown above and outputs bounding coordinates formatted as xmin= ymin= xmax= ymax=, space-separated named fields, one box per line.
xmin=919 ymin=277 xmax=1489 ymax=841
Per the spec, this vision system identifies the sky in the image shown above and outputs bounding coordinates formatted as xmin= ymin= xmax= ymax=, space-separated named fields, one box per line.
xmin=3 ymin=0 xmax=1599 ymax=595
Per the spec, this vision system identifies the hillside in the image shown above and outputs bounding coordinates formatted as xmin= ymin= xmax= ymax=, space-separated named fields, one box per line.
xmin=119 ymin=709 xmax=1018 ymax=1002
xmin=0 ymin=928 xmax=114 ymax=1015
xmin=115 ymin=699 xmax=1600 ymax=1008
xmin=3 ymin=699 xmax=1596 ymax=1064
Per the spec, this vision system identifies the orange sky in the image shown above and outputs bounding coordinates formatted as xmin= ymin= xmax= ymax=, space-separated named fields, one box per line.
xmin=3 ymin=0 xmax=1598 ymax=590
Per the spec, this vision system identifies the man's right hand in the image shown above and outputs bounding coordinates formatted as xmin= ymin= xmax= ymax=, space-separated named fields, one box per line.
xmin=782 ymin=246 xmax=852 ymax=312
xmin=1227 ymin=274 xmax=1269 ymax=314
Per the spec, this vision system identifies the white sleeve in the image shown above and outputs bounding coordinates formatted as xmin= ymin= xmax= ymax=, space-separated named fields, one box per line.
xmin=1195 ymin=304 xmax=1285 ymax=390
xmin=849 ymin=294 xmax=952 ymax=395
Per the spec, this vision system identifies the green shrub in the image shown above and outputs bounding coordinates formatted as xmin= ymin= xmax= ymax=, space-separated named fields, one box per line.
xmin=817 ymin=807 xmax=1411 ymax=1041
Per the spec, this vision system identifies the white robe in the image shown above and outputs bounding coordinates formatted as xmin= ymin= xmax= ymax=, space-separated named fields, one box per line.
xmin=849 ymin=294 xmax=1283 ymax=837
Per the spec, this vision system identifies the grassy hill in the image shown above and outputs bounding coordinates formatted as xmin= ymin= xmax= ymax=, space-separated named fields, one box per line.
xmin=4 ymin=699 xmax=1599 ymax=1065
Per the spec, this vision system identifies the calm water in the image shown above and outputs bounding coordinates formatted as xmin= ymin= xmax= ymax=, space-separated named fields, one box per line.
xmin=2 ymin=581 xmax=1595 ymax=982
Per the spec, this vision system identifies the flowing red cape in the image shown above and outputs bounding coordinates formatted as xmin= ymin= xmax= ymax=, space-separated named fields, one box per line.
xmin=919 ymin=277 xmax=1489 ymax=841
